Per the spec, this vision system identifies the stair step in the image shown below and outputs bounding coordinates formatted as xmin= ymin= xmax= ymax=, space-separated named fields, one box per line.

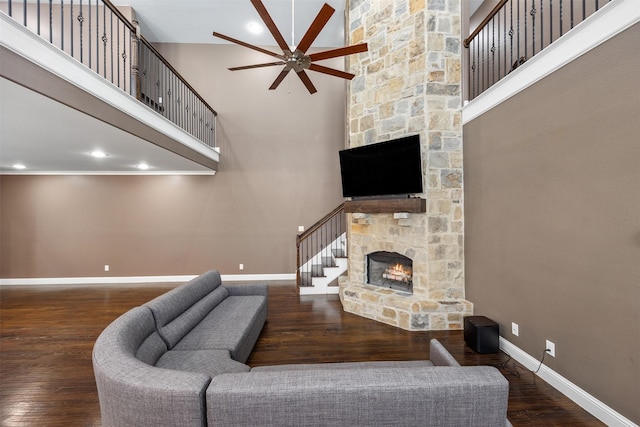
xmin=321 ymin=256 xmax=336 ymax=268
xmin=332 ymin=249 xmax=346 ymax=258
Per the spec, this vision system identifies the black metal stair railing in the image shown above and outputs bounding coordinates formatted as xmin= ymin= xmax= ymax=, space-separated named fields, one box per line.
xmin=464 ymin=0 xmax=613 ymax=101
xmin=296 ymin=204 xmax=346 ymax=289
xmin=1 ymin=0 xmax=217 ymax=148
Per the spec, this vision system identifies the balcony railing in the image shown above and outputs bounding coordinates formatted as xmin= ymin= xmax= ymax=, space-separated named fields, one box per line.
xmin=464 ymin=0 xmax=613 ymax=100
xmin=1 ymin=0 xmax=217 ymax=148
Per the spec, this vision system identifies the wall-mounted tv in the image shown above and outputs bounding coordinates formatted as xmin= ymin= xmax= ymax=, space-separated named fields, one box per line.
xmin=339 ymin=135 xmax=423 ymax=199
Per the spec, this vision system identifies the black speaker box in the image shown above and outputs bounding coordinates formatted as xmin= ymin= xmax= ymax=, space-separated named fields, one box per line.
xmin=464 ymin=316 xmax=499 ymax=354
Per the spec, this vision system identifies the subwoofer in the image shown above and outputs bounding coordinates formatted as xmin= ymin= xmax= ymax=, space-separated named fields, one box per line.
xmin=464 ymin=316 xmax=499 ymax=353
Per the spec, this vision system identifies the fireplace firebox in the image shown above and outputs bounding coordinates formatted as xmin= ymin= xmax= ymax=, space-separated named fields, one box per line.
xmin=366 ymin=251 xmax=413 ymax=293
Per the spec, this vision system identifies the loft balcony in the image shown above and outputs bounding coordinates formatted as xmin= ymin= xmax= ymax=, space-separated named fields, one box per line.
xmin=0 ymin=0 xmax=219 ymax=174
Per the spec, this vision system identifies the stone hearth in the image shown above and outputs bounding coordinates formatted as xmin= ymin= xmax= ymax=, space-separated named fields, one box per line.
xmin=339 ymin=0 xmax=473 ymax=331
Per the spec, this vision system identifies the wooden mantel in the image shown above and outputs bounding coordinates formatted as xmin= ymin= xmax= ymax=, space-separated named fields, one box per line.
xmin=344 ymin=198 xmax=426 ymax=214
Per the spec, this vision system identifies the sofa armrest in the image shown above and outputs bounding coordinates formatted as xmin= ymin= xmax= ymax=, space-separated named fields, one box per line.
xmin=224 ymin=282 xmax=268 ymax=297
xmin=93 ymin=353 xmax=210 ymax=427
xmin=207 ymin=366 xmax=509 ymax=427
xmin=429 ymin=338 xmax=461 ymax=366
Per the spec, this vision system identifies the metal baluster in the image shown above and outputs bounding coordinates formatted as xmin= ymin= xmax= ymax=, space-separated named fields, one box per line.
xmin=509 ymin=0 xmax=513 ymax=71
xmin=23 ymin=0 xmax=26 ymax=26
xmin=116 ymin=19 xmax=120 ymax=88
xmin=102 ymin=4 xmax=106 ymax=78
xmin=70 ymin=0 xmax=74 ymax=57
xmin=530 ymin=1 xmax=536 ymax=56
xmin=475 ymin=34 xmax=479 ymax=98
xmin=559 ymin=0 xmax=563 ymax=36
xmin=502 ymin=7 xmax=506 ymax=78
xmin=49 ymin=0 xmax=53 ymax=43
xmin=96 ymin=0 xmax=100 ymax=75
xmin=88 ymin=0 xmax=91 ymax=69
xmin=539 ymin=0 xmax=543 ymax=53
xmin=110 ymin=9 xmax=113 ymax=84
xmin=37 ymin=0 xmax=41 ymax=36
xmin=123 ymin=24 xmax=127 ymax=93
xmin=582 ymin=0 xmax=586 ymax=21
xmin=517 ymin=0 xmax=520 ymax=65
xmin=549 ymin=0 xmax=552 ymax=44
xmin=8 ymin=0 xmax=12 ymax=18
xmin=79 ymin=0 xmax=84 ymax=64
xmin=60 ymin=0 xmax=64 ymax=51
xmin=524 ymin=0 xmax=527 ymax=61
xmin=491 ymin=17 xmax=495 ymax=86
xmin=570 ymin=0 xmax=574 ymax=29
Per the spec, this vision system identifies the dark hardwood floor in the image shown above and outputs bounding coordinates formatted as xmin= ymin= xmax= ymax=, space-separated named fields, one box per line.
xmin=0 ymin=282 xmax=603 ymax=426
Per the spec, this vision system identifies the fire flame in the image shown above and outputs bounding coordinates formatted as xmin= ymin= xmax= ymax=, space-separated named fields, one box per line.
xmin=390 ymin=263 xmax=411 ymax=275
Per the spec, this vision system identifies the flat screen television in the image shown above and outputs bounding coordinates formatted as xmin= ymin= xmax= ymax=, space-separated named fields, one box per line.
xmin=339 ymin=135 xmax=423 ymax=198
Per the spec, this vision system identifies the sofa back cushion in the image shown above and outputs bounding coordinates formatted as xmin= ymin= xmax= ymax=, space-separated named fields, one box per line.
xmin=144 ymin=270 xmax=229 ymax=348
xmin=94 ymin=306 xmax=166 ymax=362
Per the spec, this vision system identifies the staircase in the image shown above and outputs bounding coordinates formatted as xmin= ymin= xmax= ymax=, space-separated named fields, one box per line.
xmin=297 ymin=204 xmax=347 ymax=295
xmin=298 ymin=234 xmax=347 ymax=295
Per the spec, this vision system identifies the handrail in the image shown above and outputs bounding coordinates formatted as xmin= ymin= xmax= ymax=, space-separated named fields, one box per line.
xmin=296 ymin=203 xmax=345 ymax=245
xmin=464 ymin=0 xmax=509 ymax=48
xmin=296 ymin=203 xmax=346 ymax=288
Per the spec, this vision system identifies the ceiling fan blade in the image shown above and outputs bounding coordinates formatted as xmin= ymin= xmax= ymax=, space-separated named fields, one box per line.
xmin=308 ymin=63 xmax=355 ymax=80
xmin=308 ymin=43 xmax=368 ymax=62
xmin=251 ymin=0 xmax=291 ymax=54
xmin=229 ymin=61 xmax=285 ymax=71
xmin=213 ymin=32 xmax=285 ymax=60
xmin=269 ymin=68 xmax=291 ymax=90
xmin=295 ymin=3 xmax=335 ymax=54
xmin=296 ymin=70 xmax=317 ymax=94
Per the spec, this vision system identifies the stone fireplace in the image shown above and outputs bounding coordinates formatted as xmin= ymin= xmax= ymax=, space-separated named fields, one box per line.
xmin=338 ymin=0 xmax=473 ymax=331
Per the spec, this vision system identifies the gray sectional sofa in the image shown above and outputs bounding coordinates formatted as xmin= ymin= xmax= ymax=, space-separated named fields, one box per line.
xmin=93 ymin=270 xmax=511 ymax=426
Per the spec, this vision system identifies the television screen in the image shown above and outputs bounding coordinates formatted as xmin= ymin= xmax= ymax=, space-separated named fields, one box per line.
xmin=339 ymin=135 xmax=423 ymax=198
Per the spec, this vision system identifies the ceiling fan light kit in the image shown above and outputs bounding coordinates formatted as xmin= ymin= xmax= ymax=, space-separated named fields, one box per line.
xmin=212 ymin=0 xmax=367 ymax=94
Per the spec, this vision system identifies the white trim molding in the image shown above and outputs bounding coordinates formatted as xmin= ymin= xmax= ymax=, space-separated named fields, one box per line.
xmin=0 ymin=274 xmax=296 ymax=286
xmin=463 ymin=0 xmax=640 ymax=124
xmin=500 ymin=338 xmax=638 ymax=427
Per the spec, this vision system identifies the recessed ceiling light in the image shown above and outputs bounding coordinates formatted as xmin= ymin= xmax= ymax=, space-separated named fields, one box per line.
xmin=90 ymin=150 xmax=107 ymax=158
xmin=137 ymin=162 xmax=150 ymax=170
xmin=247 ymin=21 xmax=263 ymax=34
xmin=13 ymin=163 xmax=26 ymax=170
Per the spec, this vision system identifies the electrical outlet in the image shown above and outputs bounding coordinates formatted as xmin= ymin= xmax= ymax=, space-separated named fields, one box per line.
xmin=104 ymin=264 xmax=110 ymax=272
xmin=511 ymin=322 xmax=519 ymax=336
xmin=239 ymin=264 xmax=244 ymax=270
xmin=298 ymin=225 xmax=305 ymax=232
xmin=546 ymin=340 xmax=556 ymax=357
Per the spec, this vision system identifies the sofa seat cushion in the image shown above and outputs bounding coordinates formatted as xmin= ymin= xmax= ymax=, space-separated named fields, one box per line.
xmin=252 ymin=360 xmax=433 ymax=372
xmin=172 ymin=295 xmax=267 ymax=363
xmin=156 ymin=349 xmax=250 ymax=377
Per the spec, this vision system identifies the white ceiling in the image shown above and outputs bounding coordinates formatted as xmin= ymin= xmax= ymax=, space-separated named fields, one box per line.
xmin=109 ymin=0 xmax=348 ymax=48
xmin=0 ymin=78 xmax=214 ymax=174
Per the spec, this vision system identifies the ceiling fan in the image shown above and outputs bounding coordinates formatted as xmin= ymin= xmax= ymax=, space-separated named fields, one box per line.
xmin=212 ymin=0 xmax=368 ymax=94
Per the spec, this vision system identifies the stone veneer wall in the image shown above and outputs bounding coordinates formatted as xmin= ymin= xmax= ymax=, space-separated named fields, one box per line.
xmin=339 ymin=0 xmax=472 ymax=331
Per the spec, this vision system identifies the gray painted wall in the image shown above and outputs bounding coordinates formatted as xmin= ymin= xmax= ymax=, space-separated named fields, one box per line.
xmin=463 ymin=24 xmax=639 ymax=423
xmin=0 ymin=43 xmax=347 ymax=278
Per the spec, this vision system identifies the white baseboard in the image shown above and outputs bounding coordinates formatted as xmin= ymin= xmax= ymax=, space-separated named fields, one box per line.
xmin=500 ymin=338 xmax=638 ymax=427
xmin=0 ymin=273 xmax=296 ymax=286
